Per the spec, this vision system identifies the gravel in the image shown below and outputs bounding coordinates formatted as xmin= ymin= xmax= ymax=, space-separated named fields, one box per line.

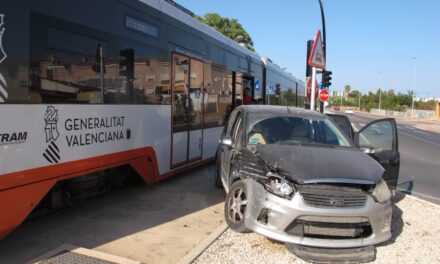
xmin=194 ymin=194 xmax=440 ymax=263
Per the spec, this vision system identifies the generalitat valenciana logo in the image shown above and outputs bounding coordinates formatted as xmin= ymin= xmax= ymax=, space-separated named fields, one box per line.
xmin=43 ymin=106 xmax=61 ymax=163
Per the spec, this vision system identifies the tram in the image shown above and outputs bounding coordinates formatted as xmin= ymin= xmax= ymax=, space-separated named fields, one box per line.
xmin=0 ymin=0 xmax=305 ymax=239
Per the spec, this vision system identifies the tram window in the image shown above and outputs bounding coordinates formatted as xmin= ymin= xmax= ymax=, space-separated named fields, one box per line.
xmin=133 ymin=59 xmax=171 ymax=105
xmin=30 ymin=49 xmax=109 ymax=104
xmin=204 ymin=69 xmax=232 ymax=128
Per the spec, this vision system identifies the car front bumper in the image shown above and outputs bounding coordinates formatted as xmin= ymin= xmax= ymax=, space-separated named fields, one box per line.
xmin=243 ymin=179 xmax=392 ymax=248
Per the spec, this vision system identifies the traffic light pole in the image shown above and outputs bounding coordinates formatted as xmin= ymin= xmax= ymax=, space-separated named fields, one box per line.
xmin=318 ymin=0 xmax=326 ymax=113
xmin=310 ymin=67 xmax=317 ymax=111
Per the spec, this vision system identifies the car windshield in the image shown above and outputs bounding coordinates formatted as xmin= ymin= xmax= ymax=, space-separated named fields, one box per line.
xmin=247 ymin=114 xmax=352 ymax=147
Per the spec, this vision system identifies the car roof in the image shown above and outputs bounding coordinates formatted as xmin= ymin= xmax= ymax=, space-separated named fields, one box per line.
xmin=237 ymin=105 xmax=325 ymax=119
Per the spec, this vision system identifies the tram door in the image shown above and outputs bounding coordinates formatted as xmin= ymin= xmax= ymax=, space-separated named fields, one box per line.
xmin=171 ymin=54 xmax=204 ymax=167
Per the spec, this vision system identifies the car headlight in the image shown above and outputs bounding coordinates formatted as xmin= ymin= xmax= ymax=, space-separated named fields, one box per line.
xmin=264 ymin=172 xmax=294 ymax=198
xmin=372 ymin=179 xmax=391 ymax=203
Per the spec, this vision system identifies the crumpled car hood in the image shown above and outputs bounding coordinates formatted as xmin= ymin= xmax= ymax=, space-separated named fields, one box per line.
xmin=256 ymin=144 xmax=384 ymax=184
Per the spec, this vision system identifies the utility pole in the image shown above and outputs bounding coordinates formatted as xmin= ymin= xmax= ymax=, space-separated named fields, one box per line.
xmin=411 ymin=58 xmax=417 ymax=118
xmin=379 ymin=89 xmax=382 ymax=110
xmin=340 ymin=90 xmax=343 ymax=109
xmin=359 ymin=92 xmax=361 ymax=110
xmin=378 ymin=72 xmax=382 ymax=110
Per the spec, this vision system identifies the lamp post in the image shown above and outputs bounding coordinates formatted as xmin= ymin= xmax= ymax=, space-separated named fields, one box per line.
xmin=411 ymin=57 xmax=417 ymax=118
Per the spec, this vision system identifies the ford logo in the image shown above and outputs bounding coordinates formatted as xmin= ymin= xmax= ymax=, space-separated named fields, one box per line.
xmin=329 ymin=198 xmax=345 ymax=207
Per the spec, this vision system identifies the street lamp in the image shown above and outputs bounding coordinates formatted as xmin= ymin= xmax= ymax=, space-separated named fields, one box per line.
xmin=411 ymin=57 xmax=417 ymax=118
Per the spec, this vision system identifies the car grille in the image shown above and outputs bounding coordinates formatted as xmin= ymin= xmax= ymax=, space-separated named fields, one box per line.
xmin=285 ymin=219 xmax=372 ymax=239
xmin=299 ymin=184 xmax=368 ymax=208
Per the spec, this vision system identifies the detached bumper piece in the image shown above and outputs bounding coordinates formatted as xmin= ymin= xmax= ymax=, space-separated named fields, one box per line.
xmin=285 ymin=244 xmax=375 ymax=263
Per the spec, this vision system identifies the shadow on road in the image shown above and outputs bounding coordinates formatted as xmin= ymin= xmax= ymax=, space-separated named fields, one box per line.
xmin=0 ymin=163 xmax=225 ymax=263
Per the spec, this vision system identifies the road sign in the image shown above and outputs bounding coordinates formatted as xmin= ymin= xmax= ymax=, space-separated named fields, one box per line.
xmin=255 ymin=79 xmax=260 ymax=92
xmin=306 ymin=77 xmax=319 ymax=103
xmin=308 ymin=30 xmax=325 ymax=69
xmin=319 ymin=89 xmax=329 ymax=102
xmin=267 ymin=84 xmax=274 ymax=95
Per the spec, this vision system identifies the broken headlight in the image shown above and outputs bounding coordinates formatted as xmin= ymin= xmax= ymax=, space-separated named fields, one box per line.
xmin=264 ymin=172 xmax=295 ymax=198
xmin=372 ymin=179 xmax=391 ymax=203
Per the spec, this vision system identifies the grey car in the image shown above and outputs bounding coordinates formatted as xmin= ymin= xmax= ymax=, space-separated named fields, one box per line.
xmin=215 ymin=105 xmax=399 ymax=248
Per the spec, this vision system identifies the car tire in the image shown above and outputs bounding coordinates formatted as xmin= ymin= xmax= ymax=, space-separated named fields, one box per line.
xmin=224 ymin=180 xmax=250 ymax=233
xmin=214 ymin=158 xmax=223 ymax=189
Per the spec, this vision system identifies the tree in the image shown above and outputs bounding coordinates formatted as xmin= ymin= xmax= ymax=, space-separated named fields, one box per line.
xmin=196 ymin=13 xmax=255 ymax=51
xmin=344 ymin=84 xmax=351 ymax=99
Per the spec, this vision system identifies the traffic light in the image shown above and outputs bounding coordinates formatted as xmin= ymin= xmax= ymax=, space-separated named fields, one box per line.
xmin=322 ymin=70 xmax=332 ymax=87
xmin=305 ymin=40 xmax=313 ymax=77
xmin=275 ymin=84 xmax=281 ymax=96
xmin=119 ymin=49 xmax=134 ymax=79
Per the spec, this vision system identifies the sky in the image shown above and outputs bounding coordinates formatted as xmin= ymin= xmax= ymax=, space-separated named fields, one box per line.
xmin=176 ymin=0 xmax=439 ymax=98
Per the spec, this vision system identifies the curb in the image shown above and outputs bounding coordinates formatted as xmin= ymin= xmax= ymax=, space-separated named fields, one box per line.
xmin=177 ymin=223 xmax=228 ymax=264
xmin=402 ymin=192 xmax=440 ymax=208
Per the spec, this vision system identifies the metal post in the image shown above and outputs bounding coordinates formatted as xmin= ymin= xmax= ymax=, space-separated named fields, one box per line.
xmin=311 ymin=67 xmax=317 ymax=111
xmin=340 ymin=90 xmax=343 ymax=109
xmin=318 ymin=0 xmax=326 ymax=113
xmin=100 ymin=46 xmax=104 ymax=103
xmin=411 ymin=58 xmax=417 ymax=119
xmin=379 ymin=89 xmax=381 ymax=110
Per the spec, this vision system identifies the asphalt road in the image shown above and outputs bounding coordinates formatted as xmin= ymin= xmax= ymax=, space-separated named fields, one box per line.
xmin=341 ymin=111 xmax=440 ymax=204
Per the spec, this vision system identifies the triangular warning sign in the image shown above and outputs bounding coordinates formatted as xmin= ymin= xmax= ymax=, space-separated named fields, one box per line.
xmin=308 ymin=30 xmax=325 ymax=69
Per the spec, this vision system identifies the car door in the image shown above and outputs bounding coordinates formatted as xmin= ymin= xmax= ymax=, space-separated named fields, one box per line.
xmin=326 ymin=114 xmax=355 ymax=141
xmin=354 ymin=118 xmax=400 ymax=189
xmin=219 ymin=110 xmax=242 ymax=183
xmin=224 ymin=112 xmax=244 ymax=187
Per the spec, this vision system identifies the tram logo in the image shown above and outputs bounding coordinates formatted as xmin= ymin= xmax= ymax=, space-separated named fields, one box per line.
xmin=43 ymin=106 xmax=61 ymax=163
xmin=0 ymin=14 xmax=7 ymax=103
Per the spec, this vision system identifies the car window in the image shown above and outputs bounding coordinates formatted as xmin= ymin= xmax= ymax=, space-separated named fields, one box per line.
xmin=226 ymin=110 xmax=240 ymax=137
xmin=247 ymin=115 xmax=351 ymax=147
xmin=358 ymin=120 xmax=394 ymax=153
xmin=327 ymin=114 xmax=353 ymax=140
xmin=233 ymin=117 xmax=243 ymax=146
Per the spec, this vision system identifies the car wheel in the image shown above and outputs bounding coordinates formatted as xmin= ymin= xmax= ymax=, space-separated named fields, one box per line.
xmin=214 ymin=159 xmax=223 ymax=189
xmin=224 ymin=180 xmax=250 ymax=233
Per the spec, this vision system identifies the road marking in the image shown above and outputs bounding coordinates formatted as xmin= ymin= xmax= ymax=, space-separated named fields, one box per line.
xmin=399 ymin=131 xmax=440 ymax=148
xmin=359 ymin=123 xmax=366 ymax=127
xmin=404 ymin=125 xmax=415 ymax=130
xmin=413 ymin=130 xmax=432 ymax=136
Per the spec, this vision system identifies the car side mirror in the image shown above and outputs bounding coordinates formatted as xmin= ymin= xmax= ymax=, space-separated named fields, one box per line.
xmin=219 ymin=136 xmax=233 ymax=147
xmin=360 ymin=145 xmax=375 ymax=154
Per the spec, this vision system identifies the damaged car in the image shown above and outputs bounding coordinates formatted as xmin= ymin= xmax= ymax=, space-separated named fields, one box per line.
xmin=215 ymin=105 xmax=400 ymax=249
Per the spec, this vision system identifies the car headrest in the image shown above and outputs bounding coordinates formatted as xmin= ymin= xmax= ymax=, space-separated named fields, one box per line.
xmin=291 ymin=122 xmax=308 ymax=137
